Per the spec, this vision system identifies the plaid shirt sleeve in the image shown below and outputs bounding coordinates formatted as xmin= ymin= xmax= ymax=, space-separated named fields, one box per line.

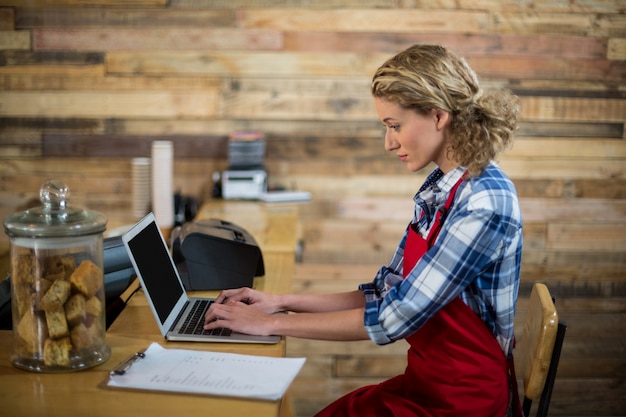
xmin=360 ymin=164 xmax=523 ymax=356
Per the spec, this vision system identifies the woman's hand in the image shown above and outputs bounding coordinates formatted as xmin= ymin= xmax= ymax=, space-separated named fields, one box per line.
xmin=203 ymin=287 xmax=283 ymax=334
xmin=203 ymin=299 xmax=277 ymax=336
xmin=213 ymin=287 xmax=283 ymax=314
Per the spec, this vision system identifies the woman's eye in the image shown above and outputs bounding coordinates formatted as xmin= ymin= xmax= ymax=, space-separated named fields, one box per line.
xmin=382 ymin=124 xmax=400 ymax=133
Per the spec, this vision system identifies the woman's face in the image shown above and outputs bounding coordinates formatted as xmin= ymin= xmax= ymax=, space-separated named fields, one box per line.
xmin=374 ymin=97 xmax=456 ymax=173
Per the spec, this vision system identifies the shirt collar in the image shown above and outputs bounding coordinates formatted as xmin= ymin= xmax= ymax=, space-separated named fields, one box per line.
xmin=435 ymin=166 xmax=467 ymax=194
xmin=415 ymin=166 xmax=466 ymax=200
xmin=412 ymin=167 xmax=466 ymax=226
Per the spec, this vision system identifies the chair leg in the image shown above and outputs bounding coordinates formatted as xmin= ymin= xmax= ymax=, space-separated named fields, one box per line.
xmin=522 ymin=397 xmax=532 ymax=417
xmin=535 ymin=321 xmax=567 ymax=417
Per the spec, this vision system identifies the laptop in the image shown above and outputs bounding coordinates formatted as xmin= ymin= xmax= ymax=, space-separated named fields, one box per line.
xmin=121 ymin=212 xmax=280 ymax=344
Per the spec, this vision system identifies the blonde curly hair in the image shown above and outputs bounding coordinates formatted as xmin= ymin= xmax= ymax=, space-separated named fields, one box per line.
xmin=371 ymin=44 xmax=520 ymax=177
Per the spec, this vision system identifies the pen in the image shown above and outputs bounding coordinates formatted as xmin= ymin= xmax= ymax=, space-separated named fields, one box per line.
xmin=110 ymin=350 xmax=146 ymax=376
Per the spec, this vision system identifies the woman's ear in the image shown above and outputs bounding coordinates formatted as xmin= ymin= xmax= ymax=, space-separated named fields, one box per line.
xmin=434 ymin=109 xmax=451 ymax=131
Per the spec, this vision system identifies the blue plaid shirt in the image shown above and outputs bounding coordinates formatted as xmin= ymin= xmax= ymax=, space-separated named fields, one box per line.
xmin=360 ymin=163 xmax=523 ymax=355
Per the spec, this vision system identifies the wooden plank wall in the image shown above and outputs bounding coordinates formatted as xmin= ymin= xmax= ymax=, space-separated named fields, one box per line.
xmin=0 ymin=1 xmax=625 ymax=416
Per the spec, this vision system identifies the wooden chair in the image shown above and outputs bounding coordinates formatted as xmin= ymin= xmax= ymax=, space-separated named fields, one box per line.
xmin=516 ymin=283 xmax=567 ymax=417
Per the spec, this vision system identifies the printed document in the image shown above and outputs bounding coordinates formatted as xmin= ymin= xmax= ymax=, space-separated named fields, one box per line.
xmin=107 ymin=342 xmax=305 ymax=400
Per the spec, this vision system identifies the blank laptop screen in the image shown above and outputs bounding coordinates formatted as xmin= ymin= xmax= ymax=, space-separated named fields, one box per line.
xmin=126 ymin=219 xmax=184 ymax=324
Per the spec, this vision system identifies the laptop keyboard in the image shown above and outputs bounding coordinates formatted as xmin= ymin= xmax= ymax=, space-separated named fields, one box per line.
xmin=179 ymin=299 xmax=232 ymax=337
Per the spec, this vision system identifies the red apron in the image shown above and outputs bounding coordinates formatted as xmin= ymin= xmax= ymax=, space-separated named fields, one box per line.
xmin=316 ymin=176 xmax=520 ymax=417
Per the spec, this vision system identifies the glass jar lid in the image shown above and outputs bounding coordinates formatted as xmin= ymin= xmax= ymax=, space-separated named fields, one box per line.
xmin=3 ymin=180 xmax=107 ymax=238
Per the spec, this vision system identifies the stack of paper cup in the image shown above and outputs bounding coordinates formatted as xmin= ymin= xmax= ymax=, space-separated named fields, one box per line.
xmin=151 ymin=141 xmax=174 ymax=236
xmin=131 ymin=157 xmax=151 ymax=220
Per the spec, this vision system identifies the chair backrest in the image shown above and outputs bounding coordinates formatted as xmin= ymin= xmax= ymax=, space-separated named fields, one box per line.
xmin=517 ymin=283 xmax=559 ymax=400
xmin=516 ymin=282 xmax=567 ymax=417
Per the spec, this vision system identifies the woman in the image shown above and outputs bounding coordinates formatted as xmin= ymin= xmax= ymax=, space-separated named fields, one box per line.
xmin=204 ymin=44 xmax=523 ymax=417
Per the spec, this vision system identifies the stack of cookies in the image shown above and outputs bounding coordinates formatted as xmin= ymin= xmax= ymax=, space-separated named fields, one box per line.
xmin=13 ymin=251 xmax=105 ymax=368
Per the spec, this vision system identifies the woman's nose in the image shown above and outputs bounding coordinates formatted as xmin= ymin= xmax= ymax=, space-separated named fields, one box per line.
xmin=384 ymin=130 xmax=397 ymax=152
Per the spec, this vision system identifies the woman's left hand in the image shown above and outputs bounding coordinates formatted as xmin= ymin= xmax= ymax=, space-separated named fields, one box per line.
xmin=204 ymin=300 xmax=277 ymax=336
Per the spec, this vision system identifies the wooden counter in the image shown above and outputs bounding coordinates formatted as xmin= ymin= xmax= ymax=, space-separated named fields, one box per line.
xmin=0 ymin=200 xmax=300 ymax=417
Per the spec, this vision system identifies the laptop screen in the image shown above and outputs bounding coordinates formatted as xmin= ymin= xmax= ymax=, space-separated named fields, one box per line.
xmin=126 ymin=219 xmax=184 ymax=324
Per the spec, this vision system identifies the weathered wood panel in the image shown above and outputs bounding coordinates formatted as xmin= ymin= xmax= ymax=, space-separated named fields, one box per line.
xmin=42 ymin=134 xmax=228 ymax=158
xmin=608 ymin=37 xmax=626 ymax=60
xmin=0 ymin=2 xmax=623 ymax=416
xmin=15 ymin=7 xmax=235 ymax=28
xmin=240 ymin=9 xmax=491 ymax=33
xmin=0 ymin=91 xmax=218 ymax=118
xmin=0 ymin=74 xmax=224 ymax=90
xmin=1 ymin=0 xmax=166 ymax=6
xmin=491 ymin=11 xmax=624 ymax=37
xmin=103 ymin=50 xmax=626 ymax=83
xmin=169 ymin=0 xmax=624 ymax=14
xmin=0 ymin=50 xmax=104 ymax=65
xmin=105 ymin=51 xmax=386 ymax=78
xmin=0 ymin=158 xmax=220 ymax=197
xmin=0 ymin=30 xmax=29 ymax=50
xmin=519 ymin=96 xmax=626 ymax=122
xmin=33 ymin=28 xmax=283 ymax=51
xmin=0 ymin=8 xmax=14 ymax=31
xmin=283 ymin=32 xmax=610 ymax=59
xmin=547 ymin=223 xmax=626 ymax=251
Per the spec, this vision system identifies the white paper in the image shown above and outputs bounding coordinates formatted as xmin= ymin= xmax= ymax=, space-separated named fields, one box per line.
xmin=107 ymin=343 xmax=305 ymax=401
xmin=259 ymin=191 xmax=311 ymax=203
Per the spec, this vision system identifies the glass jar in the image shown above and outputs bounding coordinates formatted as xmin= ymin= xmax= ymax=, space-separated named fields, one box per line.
xmin=3 ymin=180 xmax=110 ymax=372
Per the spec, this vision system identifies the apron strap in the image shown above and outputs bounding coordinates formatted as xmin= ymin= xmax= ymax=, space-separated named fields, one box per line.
xmin=426 ymin=171 xmax=467 ymax=248
xmin=404 ymin=172 xmax=466 ymax=277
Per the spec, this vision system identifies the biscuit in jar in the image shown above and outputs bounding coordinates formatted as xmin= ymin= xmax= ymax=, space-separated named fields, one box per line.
xmin=70 ymin=321 xmax=102 ymax=350
xmin=70 ymin=260 xmax=102 ymax=298
xmin=41 ymin=255 xmax=66 ymax=282
xmin=12 ymin=252 xmax=36 ymax=286
xmin=40 ymin=279 xmax=71 ymax=311
xmin=45 ymin=307 xmax=69 ymax=339
xmin=16 ymin=308 xmax=48 ymax=355
xmin=64 ymin=293 xmax=87 ymax=327
xmin=43 ymin=337 xmax=71 ymax=367
xmin=61 ymin=256 xmax=76 ymax=279
xmin=84 ymin=295 xmax=102 ymax=319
